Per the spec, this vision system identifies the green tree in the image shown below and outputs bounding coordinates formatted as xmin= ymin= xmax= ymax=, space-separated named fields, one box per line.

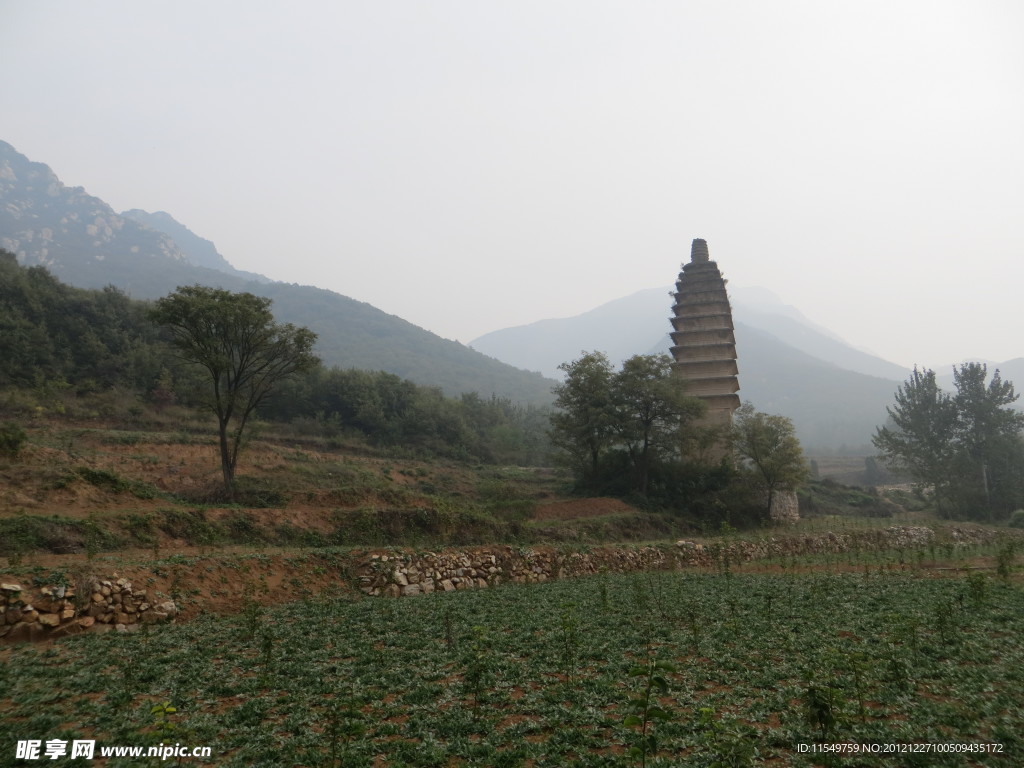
xmin=732 ymin=403 xmax=809 ymax=516
xmin=549 ymin=352 xmax=705 ymax=496
xmin=875 ymin=364 xmax=1024 ymax=519
xmin=549 ymin=352 xmax=617 ymax=481
xmin=150 ymin=286 xmax=319 ymax=492
xmin=872 ymin=367 xmax=958 ymax=502
xmin=611 ymin=354 xmax=705 ymax=496
xmin=951 ymin=363 xmax=1024 ymax=514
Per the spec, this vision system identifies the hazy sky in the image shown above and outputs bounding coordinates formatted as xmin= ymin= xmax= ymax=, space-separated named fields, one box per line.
xmin=3 ymin=1 xmax=1022 ymax=369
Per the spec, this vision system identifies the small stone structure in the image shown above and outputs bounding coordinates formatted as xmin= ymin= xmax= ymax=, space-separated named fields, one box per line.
xmin=669 ymin=239 xmax=740 ymax=448
xmin=769 ymin=490 xmax=801 ymax=524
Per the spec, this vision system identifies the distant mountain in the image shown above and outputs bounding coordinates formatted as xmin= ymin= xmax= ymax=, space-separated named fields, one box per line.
xmin=0 ymin=140 xmax=556 ymax=405
xmin=729 ymin=288 xmax=910 ymax=381
xmin=471 ymin=286 xmax=913 ymax=452
xmin=120 ymin=209 xmax=270 ymax=284
xmin=470 ymin=287 xmax=673 ymax=379
xmin=471 ymin=286 xmax=909 ymax=380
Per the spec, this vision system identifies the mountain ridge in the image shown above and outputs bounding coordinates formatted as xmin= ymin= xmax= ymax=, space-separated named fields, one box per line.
xmin=120 ymin=208 xmax=272 ymax=284
xmin=0 ymin=139 xmax=557 ymax=405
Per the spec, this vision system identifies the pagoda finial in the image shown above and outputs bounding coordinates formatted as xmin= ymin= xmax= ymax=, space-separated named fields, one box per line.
xmin=690 ymin=238 xmax=710 ymax=263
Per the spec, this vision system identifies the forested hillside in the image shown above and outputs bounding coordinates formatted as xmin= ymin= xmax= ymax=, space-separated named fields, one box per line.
xmin=0 ymin=254 xmax=551 ymax=465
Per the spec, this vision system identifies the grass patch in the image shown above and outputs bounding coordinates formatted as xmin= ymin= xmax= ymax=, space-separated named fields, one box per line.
xmin=74 ymin=466 xmax=160 ymax=500
xmin=798 ymin=479 xmax=900 ymax=518
xmin=0 ymin=514 xmax=122 ymax=559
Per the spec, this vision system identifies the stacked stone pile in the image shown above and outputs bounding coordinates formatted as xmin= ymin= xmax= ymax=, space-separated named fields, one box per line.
xmin=0 ymin=578 xmax=177 ymax=642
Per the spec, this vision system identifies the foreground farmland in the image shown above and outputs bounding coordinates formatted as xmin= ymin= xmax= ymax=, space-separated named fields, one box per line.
xmin=2 ymin=567 xmax=1021 ymax=767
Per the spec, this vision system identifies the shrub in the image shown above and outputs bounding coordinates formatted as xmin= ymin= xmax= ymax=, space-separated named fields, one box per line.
xmin=0 ymin=422 xmax=27 ymax=458
xmin=1008 ymin=509 xmax=1024 ymax=529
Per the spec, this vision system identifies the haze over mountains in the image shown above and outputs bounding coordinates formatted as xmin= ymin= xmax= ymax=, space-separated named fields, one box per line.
xmin=470 ymin=285 xmax=1024 ymax=453
xmin=0 ymin=140 xmax=554 ymax=405
xmin=2 ymin=138 xmax=1021 ymax=453
xmin=468 ymin=287 xmax=908 ymax=452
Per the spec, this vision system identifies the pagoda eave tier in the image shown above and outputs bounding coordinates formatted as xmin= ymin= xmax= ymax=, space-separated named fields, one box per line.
xmin=670 ymin=359 xmax=739 ymax=378
xmin=677 ymin=377 xmax=740 ymax=397
xmin=671 ymin=343 xmax=737 ymax=362
xmin=670 ymin=315 xmax=735 ymax=332
xmin=680 ymin=260 xmax=721 ymax=274
xmin=695 ymin=393 xmax=741 ymax=410
xmin=669 ymin=328 xmax=736 ymax=346
xmin=675 ymin=277 xmax=728 ymax=292
xmin=672 ymin=302 xmax=733 ymax=317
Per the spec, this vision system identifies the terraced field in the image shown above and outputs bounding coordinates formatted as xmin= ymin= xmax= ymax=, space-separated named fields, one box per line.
xmin=2 ymin=565 xmax=1021 ymax=766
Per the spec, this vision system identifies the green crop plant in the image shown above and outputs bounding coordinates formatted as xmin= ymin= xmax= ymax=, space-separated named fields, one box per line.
xmin=258 ymin=628 xmax=276 ymax=686
xmin=996 ymin=540 xmax=1017 ymax=581
xmin=801 ymin=679 xmax=843 ymax=740
xmin=698 ymin=707 xmax=757 ymax=768
xmin=966 ymin=571 xmax=990 ymax=608
xmin=149 ymin=700 xmax=177 ymax=742
xmin=680 ymin=600 xmax=702 ymax=656
xmin=558 ymin=601 xmax=579 ymax=688
xmin=324 ymin=685 xmax=366 ymax=768
xmin=932 ymin=599 xmax=957 ymax=646
xmin=442 ymin=608 xmax=457 ymax=650
xmin=846 ymin=649 xmax=869 ymax=725
xmin=461 ymin=625 xmax=492 ymax=723
xmin=240 ymin=596 xmax=263 ymax=640
xmin=597 ymin=570 xmax=610 ymax=613
xmin=885 ymin=650 xmax=912 ymax=694
xmin=622 ymin=647 xmax=675 ymax=768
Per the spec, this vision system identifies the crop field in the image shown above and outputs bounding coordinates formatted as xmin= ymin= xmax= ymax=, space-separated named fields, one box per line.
xmin=2 ymin=567 xmax=1021 ymax=767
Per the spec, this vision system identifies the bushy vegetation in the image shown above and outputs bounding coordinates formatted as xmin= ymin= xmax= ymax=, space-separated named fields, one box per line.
xmin=264 ymin=368 xmax=553 ymax=465
xmin=2 ymin=569 xmax=1021 ymax=766
xmin=0 ymin=251 xmax=168 ymax=393
xmin=0 ymin=421 xmax=27 ymax=458
xmin=548 ymin=351 xmax=809 ymax=524
xmin=798 ymin=480 xmax=899 ymax=519
xmin=549 ymin=352 xmax=705 ymax=497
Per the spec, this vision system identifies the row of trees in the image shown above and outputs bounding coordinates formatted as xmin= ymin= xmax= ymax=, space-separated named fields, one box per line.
xmin=873 ymin=364 xmax=1024 ymax=520
xmin=548 ymin=351 xmax=809 ymax=520
xmin=152 ymin=297 xmax=810 ymax=516
xmin=263 ymin=368 xmax=551 ymax=465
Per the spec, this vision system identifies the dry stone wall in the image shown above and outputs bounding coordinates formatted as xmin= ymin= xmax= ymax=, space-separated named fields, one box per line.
xmin=0 ymin=578 xmax=178 ymax=643
xmin=1 ymin=525 xmax=1013 ymax=643
xmin=355 ymin=525 xmax=1007 ymax=596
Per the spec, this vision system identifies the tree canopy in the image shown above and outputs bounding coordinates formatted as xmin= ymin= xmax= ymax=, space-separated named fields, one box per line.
xmin=549 ymin=352 xmax=705 ymax=496
xmin=873 ymin=363 xmax=1024 ymax=520
xmin=0 ymin=250 xmax=164 ymax=392
xmin=150 ymin=285 xmax=319 ymax=491
xmin=731 ymin=403 xmax=809 ymax=516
